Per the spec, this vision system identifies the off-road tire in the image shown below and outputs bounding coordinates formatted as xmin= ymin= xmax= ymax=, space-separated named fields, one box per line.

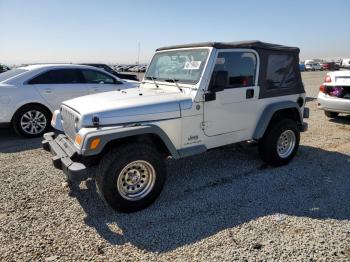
xmin=324 ymin=111 xmax=339 ymax=118
xmin=258 ymin=119 xmax=300 ymax=166
xmin=96 ymin=143 xmax=166 ymax=213
xmin=12 ymin=104 xmax=51 ymax=138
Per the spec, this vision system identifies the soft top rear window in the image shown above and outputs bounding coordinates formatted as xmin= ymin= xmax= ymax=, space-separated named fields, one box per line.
xmin=0 ymin=69 xmax=28 ymax=82
xmin=266 ymin=54 xmax=297 ymax=89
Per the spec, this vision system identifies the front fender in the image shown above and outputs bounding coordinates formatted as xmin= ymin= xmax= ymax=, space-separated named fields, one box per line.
xmin=81 ymin=124 xmax=179 ymax=158
xmin=51 ymin=110 xmax=64 ymax=132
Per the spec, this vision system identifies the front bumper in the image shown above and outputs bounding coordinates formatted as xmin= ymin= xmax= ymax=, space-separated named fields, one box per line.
xmin=42 ymin=132 xmax=86 ymax=181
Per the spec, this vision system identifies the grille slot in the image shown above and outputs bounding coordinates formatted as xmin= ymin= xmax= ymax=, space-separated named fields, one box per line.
xmin=60 ymin=106 xmax=80 ymax=141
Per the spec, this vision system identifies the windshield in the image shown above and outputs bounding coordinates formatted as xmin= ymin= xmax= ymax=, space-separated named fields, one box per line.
xmin=145 ymin=49 xmax=209 ymax=84
xmin=0 ymin=69 xmax=28 ymax=82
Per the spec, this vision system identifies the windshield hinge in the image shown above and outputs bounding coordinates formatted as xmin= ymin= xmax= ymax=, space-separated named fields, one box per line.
xmin=201 ymin=122 xmax=208 ymax=130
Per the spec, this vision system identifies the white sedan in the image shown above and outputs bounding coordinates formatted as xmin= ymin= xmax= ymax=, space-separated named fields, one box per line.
xmin=0 ymin=64 xmax=139 ymax=138
xmin=318 ymin=70 xmax=350 ymax=117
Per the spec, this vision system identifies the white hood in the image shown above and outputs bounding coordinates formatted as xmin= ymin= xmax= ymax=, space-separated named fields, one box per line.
xmin=62 ymin=87 xmax=193 ymax=126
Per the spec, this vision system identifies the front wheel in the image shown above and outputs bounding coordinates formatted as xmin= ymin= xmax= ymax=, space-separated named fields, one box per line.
xmin=96 ymin=143 xmax=166 ymax=212
xmin=258 ymin=119 xmax=300 ymax=166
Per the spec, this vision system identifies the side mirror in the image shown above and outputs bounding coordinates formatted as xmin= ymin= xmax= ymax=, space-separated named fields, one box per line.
xmin=210 ymin=70 xmax=227 ymax=92
xmin=204 ymin=91 xmax=216 ymax=101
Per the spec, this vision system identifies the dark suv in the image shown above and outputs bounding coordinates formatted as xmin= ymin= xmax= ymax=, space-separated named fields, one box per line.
xmin=0 ymin=64 xmax=10 ymax=73
xmin=82 ymin=63 xmax=139 ymax=81
xmin=321 ymin=62 xmax=339 ymax=71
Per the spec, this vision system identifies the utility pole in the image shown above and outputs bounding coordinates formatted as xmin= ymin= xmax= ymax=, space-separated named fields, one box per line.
xmin=137 ymin=42 xmax=140 ymax=65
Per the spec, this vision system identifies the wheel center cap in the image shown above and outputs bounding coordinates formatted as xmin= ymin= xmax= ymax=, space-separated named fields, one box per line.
xmin=127 ymin=170 xmax=140 ymax=185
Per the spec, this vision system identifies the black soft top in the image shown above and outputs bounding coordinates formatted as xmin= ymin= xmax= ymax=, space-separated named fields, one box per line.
xmin=157 ymin=40 xmax=304 ymax=98
xmin=156 ymin=40 xmax=299 ymax=54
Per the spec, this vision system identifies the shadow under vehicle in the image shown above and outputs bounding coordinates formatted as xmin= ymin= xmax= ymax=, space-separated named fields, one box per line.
xmin=69 ymin=144 xmax=350 ymax=253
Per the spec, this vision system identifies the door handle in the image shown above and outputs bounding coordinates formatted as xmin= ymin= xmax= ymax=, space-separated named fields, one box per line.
xmin=44 ymin=88 xmax=52 ymax=94
xmin=93 ymin=87 xmax=99 ymax=92
xmin=246 ymin=89 xmax=254 ymax=99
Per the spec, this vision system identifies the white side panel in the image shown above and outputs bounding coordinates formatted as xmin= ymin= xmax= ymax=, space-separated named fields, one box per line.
xmin=203 ymin=85 xmax=260 ymax=136
xmin=34 ymin=83 xmax=89 ymax=109
xmin=204 ymin=94 xmax=303 ymax=150
xmin=0 ymin=85 xmax=51 ymax=123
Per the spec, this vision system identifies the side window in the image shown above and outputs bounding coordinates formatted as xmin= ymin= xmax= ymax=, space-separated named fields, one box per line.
xmin=266 ymin=54 xmax=297 ymax=89
xmin=28 ymin=69 xmax=84 ymax=84
xmin=81 ymin=69 xmax=115 ymax=84
xmin=211 ymin=51 xmax=257 ymax=89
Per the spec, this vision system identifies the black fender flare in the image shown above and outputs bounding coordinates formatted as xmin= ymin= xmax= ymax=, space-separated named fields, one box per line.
xmin=82 ymin=124 xmax=180 ymax=158
xmin=253 ymin=101 xmax=302 ymax=140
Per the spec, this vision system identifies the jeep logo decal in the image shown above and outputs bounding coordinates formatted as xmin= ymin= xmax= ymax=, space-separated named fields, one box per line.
xmin=188 ymin=135 xmax=199 ymax=141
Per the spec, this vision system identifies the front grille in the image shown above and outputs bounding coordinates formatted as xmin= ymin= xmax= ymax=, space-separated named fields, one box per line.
xmin=60 ymin=105 xmax=80 ymax=141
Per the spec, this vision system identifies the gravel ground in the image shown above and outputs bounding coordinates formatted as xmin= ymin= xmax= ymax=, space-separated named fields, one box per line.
xmin=0 ymin=71 xmax=349 ymax=261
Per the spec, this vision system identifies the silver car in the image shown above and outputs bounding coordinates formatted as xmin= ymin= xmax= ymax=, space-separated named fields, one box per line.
xmin=318 ymin=71 xmax=350 ymax=117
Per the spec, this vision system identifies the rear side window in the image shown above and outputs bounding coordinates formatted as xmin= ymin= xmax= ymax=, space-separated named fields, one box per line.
xmin=0 ymin=69 xmax=28 ymax=82
xmin=266 ymin=54 xmax=297 ymax=89
xmin=80 ymin=69 xmax=115 ymax=84
xmin=211 ymin=51 xmax=257 ymax=89
xmin=29 ymin=69 xmax=84 ymax=84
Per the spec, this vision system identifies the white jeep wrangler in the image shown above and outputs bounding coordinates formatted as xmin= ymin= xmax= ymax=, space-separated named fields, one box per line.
xmin=43 ymin=41 xmax=309 ymax=212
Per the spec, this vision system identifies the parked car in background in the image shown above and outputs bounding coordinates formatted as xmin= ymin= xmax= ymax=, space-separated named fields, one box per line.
xmin=128 ymin=65 xmax=148 ymax=72
xmin=321 ymin=62 xmax=339 ymax=71
xmin=113 ymin=65 xmax=125 ymax=71
xmin=129 ymin=65 xmax=142 ymax=72
xmin=0 ymin=64 xmax=139 ymax=137
xmin=119 ymin=65 xmax=137 ymax=72
xmin=0 ymin=64 xmax=10 ymax=73
xmin=299 ymin=63 xmax=305 ymax=72
xmin=128 ymin=65 xmax=138 ymax=72
xmin=318 ymin=70 xmax=350 ymax=117
xmin=341 ymin=59 xmax=350 ymax=69
xmin=138 ymin=65 xmax=147 ymax=72
xmin=304 ymin=60 xmax=313 ymax=65
xmin=305 ymin=62 xmax=322 ymax=71
xmin=82 ymin=63 xmax=139 ymax=81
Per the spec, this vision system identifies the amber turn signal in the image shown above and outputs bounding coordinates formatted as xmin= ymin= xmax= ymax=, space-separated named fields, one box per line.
xmin=90 ymin=138 xmax=101 ymax=150
xmin=75 ymin=134 xmax=82 ymax=145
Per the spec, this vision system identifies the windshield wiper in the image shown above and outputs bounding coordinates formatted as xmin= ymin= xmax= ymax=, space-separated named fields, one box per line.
xmin=145 ymin=76 xmax=159 ymax=88
xmin=164 ymin=79 xmax=182 ymax=92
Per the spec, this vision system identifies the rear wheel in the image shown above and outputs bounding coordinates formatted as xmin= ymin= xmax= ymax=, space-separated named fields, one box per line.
xmin=324 ymin=111 xmax=339 ymax=118
xmin=96 ymin=143 xmax=166 ymax=212
xmin=258 ymin=119 xmax=300 ymax=166
xmin=12 ymin=105 xmax=51 ymax=138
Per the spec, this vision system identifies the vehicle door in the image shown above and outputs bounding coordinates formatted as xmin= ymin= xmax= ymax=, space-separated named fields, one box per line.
xmin=80 ymin=69 xmax=120 ymax=94
xmin=30 ymin=69 xmax=88 ymax=109
xmin=203 ymin=49 xmax=260 ymax=137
